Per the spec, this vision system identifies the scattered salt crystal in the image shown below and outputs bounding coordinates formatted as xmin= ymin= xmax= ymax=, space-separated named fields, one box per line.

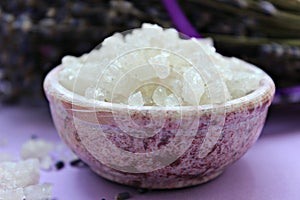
xmin=39 ymin=155 xmax=52 ymax=171
xmin=23 ymin=183 xmax=53 ymax=200
xmin=128 ymin=91 xmax=144 ymax=106
xmin=0 ymin=159 xmax=40 ymax=190
xmin=21 ymin=139 xmax=54 ymax=160
xmin=0 ymin=188 xmax=24 ymax=200
xmin=51 ymin=143 xmax=79 ymax=164
xmin=152 ymin=86 xmax=168 ymax=106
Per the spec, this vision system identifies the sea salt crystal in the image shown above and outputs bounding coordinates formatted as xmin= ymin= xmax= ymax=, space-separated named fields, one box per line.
xmin=148 ymin=52 xmax=170 ymax=79
xmin=128 ymin=91 xmax=144 ymax=106
xmin=0 ymin=159 xmax=40 ymax=190
xmin=39 ymin=155 xmax=52 ymax=171
xmin=152 ymin=86 xmax=168 ymax=106
xmin=85 ymin=86 xmax=105 ymax=101
xmin=227 ymin=71 xmax=259 ymax=99
xmin=182 ymin=68 xmax=205 ymax=105
xmin=23 ymin=183 xmax=53 ymax=200
xmin=163 ymin=78 xmax=183 ymax=97
xmin=128 ymin=64 xmax=157 ymax=82
xmin=165 ymin=94 xmax=182 ymax=106
xmin=0 ymin=188 xmax=24 ymax=200
xmin=51 ymin=143 xmax=79 ymax=164
xmin=21 ymin=139 xmax=54 ymax=160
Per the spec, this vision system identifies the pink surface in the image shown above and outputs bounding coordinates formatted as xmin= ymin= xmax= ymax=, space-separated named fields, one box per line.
xmin=1 ymin=104 xmax=300 ymax=200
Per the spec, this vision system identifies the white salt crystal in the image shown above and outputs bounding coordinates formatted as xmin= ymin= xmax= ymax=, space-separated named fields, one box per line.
xmin=61 ymin=55 xmax=78 ymax=65
xmin=0 ymin=183 xmax=53 ymax=200
xmin=39 ymin=155 xmax=52 ymax=171
xmin=148 ymin=52 xmax=170 ymax=79
xmin=0 ymin=159 xmax=40 ymax=190
xmin=128 ymin=64 xmax=157 ymax=81
xmin=0 ymin=188 xmax=24 ymax=200
xmin=226 ymin=71 xmax=259 ymax=99
xmin=23 ymin=183 xmax=53 ymax=200
xmin=102 ymin=33 xmax=124 ymax=47
xmin=200 ymin=80 xmax=231 ymax=104
xmin=21 ymin=139 xmax=54 ymax=160
xmin=142 ymin=23 xmax=164 ymax=31
xmin=165 ymin=93 xmax=182 ymax=107
xmin=85 ymin=87 xmax=105 ymax=101
xmin=164 ymin=78 xmax=182 ymax=96
xmin=152 ymin=86 xmax=168 ymax=106
xmin=128 ymin=91 xmax=144 ymax=106
xmin=182 ymin=68 xmax=205 ymax=105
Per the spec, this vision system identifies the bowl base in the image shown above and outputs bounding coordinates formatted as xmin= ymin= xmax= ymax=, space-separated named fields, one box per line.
xmin=91 ymin=167 xmax=224 ymax=189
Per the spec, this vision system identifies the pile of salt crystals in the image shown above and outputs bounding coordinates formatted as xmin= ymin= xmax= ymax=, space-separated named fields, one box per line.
xmin=20 ymin=138 xmax=79 ymax=171
xmin=59 ymin=23 xmax=264 ymax=106
xmin=0 ymin=159 xmax=53 ymax=200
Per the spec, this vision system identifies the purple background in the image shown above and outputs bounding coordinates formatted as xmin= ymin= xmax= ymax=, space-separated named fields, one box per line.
xmin=1 ymin=104 xmax=300 ymax=200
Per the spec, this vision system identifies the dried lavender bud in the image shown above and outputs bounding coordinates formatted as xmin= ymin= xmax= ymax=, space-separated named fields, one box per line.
xmin=260 ymin=44 xmax=272 ymax=55
xmin=271 ymin=43 xmax=284 ymax=57
xmin=258 ymin=1 xmax=277 ymax=15
xmin=291 ymin=47 xmax=300 ymax=59
xmin=70 ymin=159 xmax=88 ymax=168
xmin=115 ymin=192 xmax=131 ymax=200
xmin=31 ymin=135 xmax=38 ymax=139
xmin=0 ymin=0 xmax=171 ymax=105
xmin=217 ymin=0 xmax=248 ymax=8
xmin=55 ymin=161 xmax=64 ymax=170
xmin=137 ymin=188 xmax=148 ymax=194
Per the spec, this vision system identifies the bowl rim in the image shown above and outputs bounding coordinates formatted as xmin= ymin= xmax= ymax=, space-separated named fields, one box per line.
xmin=44 ymin=63 xmax=275 ymax=113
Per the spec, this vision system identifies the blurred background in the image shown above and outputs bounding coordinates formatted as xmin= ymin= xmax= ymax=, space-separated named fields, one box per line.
xmin=0 ymin=0 xmax=299 ymax=105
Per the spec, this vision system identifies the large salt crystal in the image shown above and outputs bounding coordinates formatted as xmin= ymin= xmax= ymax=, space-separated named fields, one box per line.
xmin=227 ymin=71 xmax=259 ymax=99
xmin=0 ymin=188 xmax=24 ymax=200
xmin=85 ymin=86 xmax=105 ymax=101
xmin=128 ymin=91 xmax=144 ymax=106
xmin=0 ymin=184 xmax=53 ymax=200
xmin=165 ymin=94 xmax=182 ymax=107
xmin=21 ymin=139 xmax=54 ymax=160
xmin=182 ymin=68 xmax=205 ymax=105
xmin=164 ymin=78 xmax=182 ymax=96
xmin=127 ymin=64 xmax=157 ymax=82
xmin=148 ymin=52 xmax=170 ymax=79
xmin=23 ymin=183 xmax=53 ymax=200
xmin=0 ymin=159 xmax=40 ymax=190
xmin=152 ymin=86 xmax=168 ymax=106
xmin=39 ymin=155 xmax=52 ymax=171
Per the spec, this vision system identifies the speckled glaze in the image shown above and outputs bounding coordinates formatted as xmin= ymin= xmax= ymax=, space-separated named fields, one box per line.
xmin=44 ymin=65 xmax=275 ymax=189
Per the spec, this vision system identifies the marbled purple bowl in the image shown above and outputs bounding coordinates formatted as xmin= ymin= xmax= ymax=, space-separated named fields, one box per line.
xmin=44 ymin=63 xmax=275 ymax=189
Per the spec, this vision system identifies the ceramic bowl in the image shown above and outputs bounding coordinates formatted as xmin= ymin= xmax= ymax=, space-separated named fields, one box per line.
xmin=44 ymin=63 xmax=275 ymax=189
